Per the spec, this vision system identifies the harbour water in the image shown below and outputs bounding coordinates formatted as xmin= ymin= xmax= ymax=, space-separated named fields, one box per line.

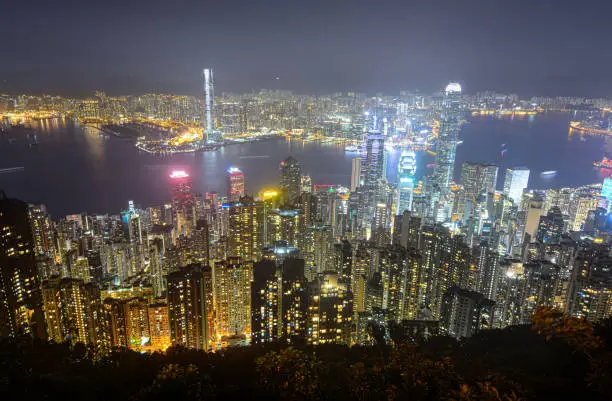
xmin=0 ymin=113 xmax=610 ymax=216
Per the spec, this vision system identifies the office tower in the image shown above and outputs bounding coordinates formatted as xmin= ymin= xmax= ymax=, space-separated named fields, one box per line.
xmin=360 ymin=132 xmax=385 ymax=236
xmin=568 ymin=195 xmax=599 ymax=232
xmin=213 ymin=258 xmax=252 ymax=340
xmin=536 ymin=207 xmax=566 ymax=243
xmin=307 ymin=272 xmax=353 ymax=345
xmin=281 ymin=258 xmax=308 ymax=342
xmin=42 ymin=278 xmax=110 ymax=350
xmin=167 ymin=264 xmax=215 ymax=350
xmin=251 ymin=260 xmax=282 ymax=344
xmin=350 ymin=157 xmax=361 ymax=192
xmin=431 ymin=83 xmax=463 ymax=219
xmin=226 ymin=166 xmax=245 ymax=202
xmin=396 ymin=149 xmax=417 ymax=213
xmin=280 ymin=156 xmax=302 ymax=203
xmin=602 ymin=177 xmax=612 ymax=211
xmin=228 ymin=196 xmax=257 ymax=261
xmin=120 ymin=201 xmax=142 ymax=244
xmin=503 ymin=167 xmax=530 ymax=206
xmin=203 ymin=68 xmax=215 ymax=143
xmin=170 ymin=170 xmax=196 ymax=236
xmin=522 ymin=195 xmax=545 ymax=242
xmin=0 ymin=192 xmax=45 ymax=339
xmin=440 ymin=286 xmax=494 ymax=339
xmin=460 ymin=162 xmax=498 ymax=197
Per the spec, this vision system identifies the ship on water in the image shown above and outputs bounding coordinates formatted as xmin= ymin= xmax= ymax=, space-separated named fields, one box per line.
xmin=594 ymin=156 xmax=612 ymax=170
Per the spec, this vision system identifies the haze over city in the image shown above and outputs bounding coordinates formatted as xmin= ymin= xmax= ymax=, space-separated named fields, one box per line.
xmin=2 ymin=0 xmax=612 ymax=96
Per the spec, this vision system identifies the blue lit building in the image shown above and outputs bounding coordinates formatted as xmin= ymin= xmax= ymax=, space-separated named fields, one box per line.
xmin=396 ymin=149 xmax=417 ymax=213
xmin=602 ymin=177 xmax=612 ymax=211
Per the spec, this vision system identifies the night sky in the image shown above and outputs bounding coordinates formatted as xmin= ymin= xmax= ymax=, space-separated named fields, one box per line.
xmin=2 ymin=0 xmax=612 ymax=97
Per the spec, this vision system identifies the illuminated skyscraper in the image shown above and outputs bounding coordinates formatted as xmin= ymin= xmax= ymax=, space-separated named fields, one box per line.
xmin=431 ymin=83 xmax=462 ymax=202
xmin=396 ymin=149 xmax=417 ymax=213
xmin=457 ymin=162 xmax=498 ymax=224
xmin=360 ymin=132 xmax=385 ymax=236
xmin=307 ymin=272 xmax=353 ymax=345
xmin=503 ymin=167 xmax=530 ymax=206
xmin=213 ymin=258 xmax=252 ymax=340
xmin=167 ymin=264 xmax=214 ymax=350
xmin=203 ymin=68 xmax=216 ymax=143
xmin=226 ymin=166 xmax=245 ymax=202
xmin=42 ymin=277 xmax=110 ymax=350
xmin=601 ymin=177 xmax=612 ymax=211
xmin=170 ymin=170 xmax=195 ymax=236
xmin=228 ymin=196 xmax=258 ymax=261
xmin=280 ymin=156 xmax=302 ymax=203
xmin=0 ymin=192 xmax=45 ymax=339
xmin=251 ymin=259 xmax=282 ymax=344
xmin=350 ymin=157 xmax=361 ymax=192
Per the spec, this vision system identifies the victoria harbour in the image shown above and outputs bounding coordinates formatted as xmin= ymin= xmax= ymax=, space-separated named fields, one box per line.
xmin=0 ymin=112 xmax=608 ymax=216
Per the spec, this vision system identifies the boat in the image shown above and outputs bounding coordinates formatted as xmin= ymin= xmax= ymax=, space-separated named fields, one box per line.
xmin=540 ymin=170 xmax=558 ymax=178
xmin=344 ymin=145 xmax=360 ymax=152
xmin=594 ymin=157 xmax=612 ymax=170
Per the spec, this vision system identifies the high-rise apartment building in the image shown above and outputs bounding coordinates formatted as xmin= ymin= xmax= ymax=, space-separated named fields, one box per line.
xmin=213 ymin=258 xmax=252 ymax=340
xmin=280 ymin=156 xmax=302 ymax=203
xmin=167 ymin=264 xmax=214 ymax=350
xmin=0 ymin=192 xmax=45 ymax=339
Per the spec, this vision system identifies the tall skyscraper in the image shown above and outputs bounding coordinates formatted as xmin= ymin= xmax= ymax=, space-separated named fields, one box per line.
xmin=307 ymin=272 xmax=353 ymax=345
xmin=431 ymin=83 xmax=462 ymax=199
xmin=213 ymin=258 xmax=252 ymax=340
xmin=251 ymin=260 xmax=282 ymax=344
xmin=350 ymin=157 xmax=361 ymax=192
xmin=503 ymin=167 xmax=530 ymax=206
xmin=396 ymin=149 xmax=417 ymax=213
xmin=601 ymin=177 xmax=612 ymax=212
xmin=226 ymin=166 xmax=245 ymax=202
xmin=360 ymin=132 xmax=385 ymax=236
xmin=42 ymin=277 xmax=110 ymax=349
xmin=228 ymin=196 xmax=257 ymax=261
xmin=0 ymin=192 xmax=45 ymax=339
xmin=170 ymin=170 xmax=196 ymax=236
xmin=167 ymin=264 xmax=214 ymax=350
xmin=457 ymin=162 xmax=498 ymax=224
xmin=280 ymin=156 xmax=302 ymax=203
xmin=202 ymin=68 xmax=215 ymax=143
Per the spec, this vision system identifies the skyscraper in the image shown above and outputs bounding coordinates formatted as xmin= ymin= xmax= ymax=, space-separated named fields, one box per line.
xmin=396 ymin=149 xmax=417 ymax=213
xmin=170 ymin=170 xmax=196 ymax=236
xmin=167 ymin=264 xmax=214 ymax=350
xmin=213 ymin=258 xmax=252 ymax=340
xmin=431 ymin=83 xmax=462 ymax=200
xmin=503 ymin=167 xmax=530 ymax=206
xmin=202 ymin=68 xmax=216 ymax=143
xmin=226 ymin=166 xmax=245 ymax=202
xmin=0 ymin=192 xmax=45 ymax=339
xmin=350 ymin=157 xmax=361 ymax=192
xmin=360 ymin=132 xmax=385 ymax=236
xmin=280 ymin=156 xmax=302 ymax=203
